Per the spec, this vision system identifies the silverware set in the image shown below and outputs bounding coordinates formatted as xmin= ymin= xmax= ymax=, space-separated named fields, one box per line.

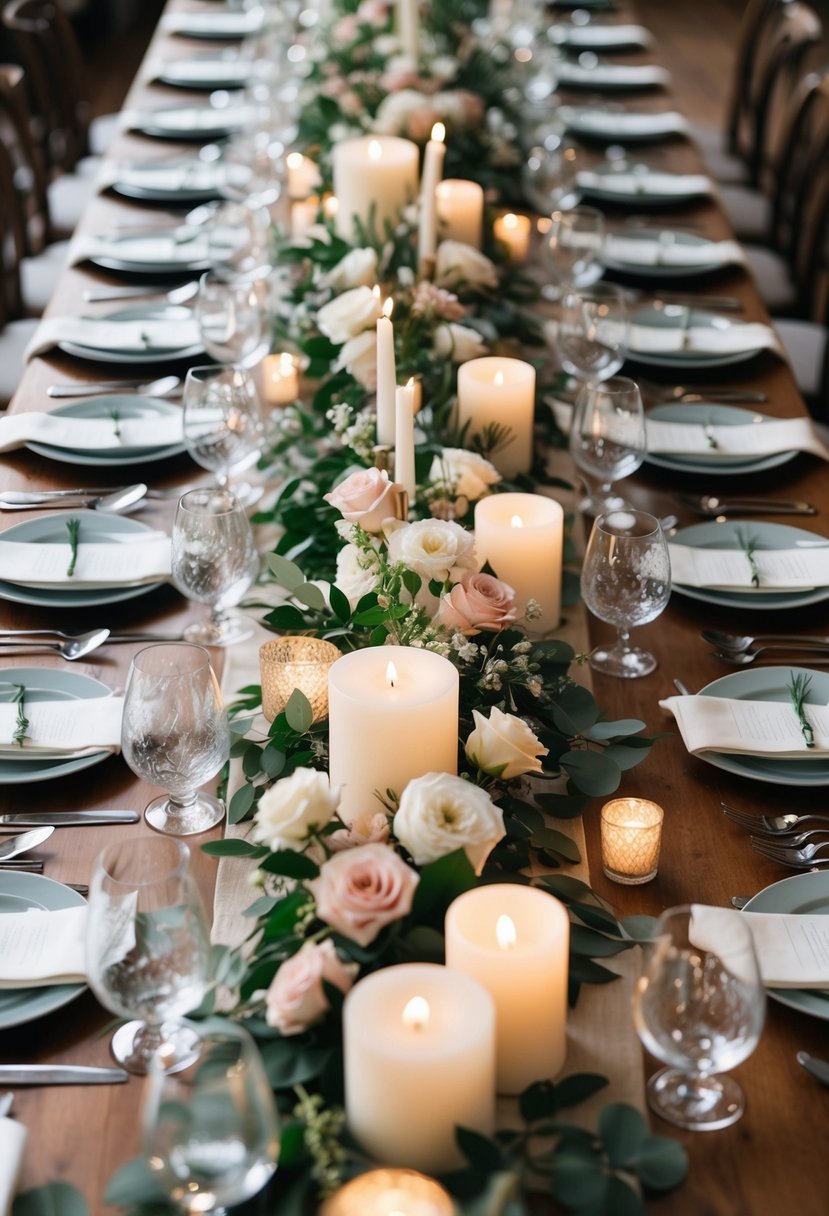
xmin=46 ymin=374 xmax=181 ymax=398
xmin=701 ymin=629 xmax=829 ymax=666
xmin=678 ymin=494 xmax=817 ymax=517
xmin=722 ymin=803 xmax=829 ymax=868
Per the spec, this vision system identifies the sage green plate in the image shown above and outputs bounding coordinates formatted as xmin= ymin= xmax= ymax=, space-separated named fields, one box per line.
xmin=26 ymin=395 xmax=186 ymax=466
xmin=629 ymin=305 xmax=767 ymax=369
xmin=645 ymin=403 xmax=797 ymax=475
xmin=0 ymin=667 xmax=114 ymax=783
xmin=0 ymin=873 xmax=86 ymax=1026
xmin=743 ymin=873 xmax=829 ymax=1020
xmin=602 ymin=229 xmax=738 ymax=278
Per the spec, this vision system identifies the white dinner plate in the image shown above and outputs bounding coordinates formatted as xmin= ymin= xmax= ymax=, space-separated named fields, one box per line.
xmin=59 ymin=306 xmax=203 ymax=365
xmin=26 ymin=396 xmax=187 ymax=467
xmin=125 ymin=105 xmax=256 ymax=141
xmin=82 ymin=231 xmax=212 ymax=276
xmin=743 ymin=872 xmax=829 ymax=1021
xmin=0 ymin=669 xmax=114 ymax=786
xmin=154 ymin=52 xmax=250 ymax=90
xmin=106 ymin=157 xmax=231 ymax=203
xmin=0 ymin=873 xmax=86 ymax=1023
xmin=645 ymin=403 xmax=798 ymax=474
xmin=628 ymin=306 xmax=771 ymax=369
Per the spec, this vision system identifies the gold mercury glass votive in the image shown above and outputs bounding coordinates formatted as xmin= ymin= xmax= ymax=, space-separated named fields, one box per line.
xmin=600 ymin=797 xmax=664 ymax=885
xmin=320 ymin=1168 xmax=455 ymax=1216
xmin=259 ymin=636 xmax=342 ymax=723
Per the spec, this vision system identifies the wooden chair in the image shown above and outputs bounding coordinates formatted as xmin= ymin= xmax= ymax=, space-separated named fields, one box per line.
xmin=0 ymin=124 xmax=41 ymax=402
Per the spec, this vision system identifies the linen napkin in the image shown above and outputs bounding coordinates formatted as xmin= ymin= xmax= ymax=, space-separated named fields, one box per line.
xmin=160 ymin=9 xmax=264 ymax=37
xmin=0 ymin=906 xmax=87 ymax=987
xmin=150 ymin=57 xmax=247 ymax=85
xmin=560 ymin=107 xmax=689 ymax=137
xmin=24 ymin=316 xmax=201 ymax=362
xmin=627 ymin=319 xmax=780 ymax=356
xmin=603 ymin=234 xmax=743 ymax=268
xmin=0 ymin=1115 xmax=26 ymax=1216
xmin=645 ymin=416 xmax=829 ymax=460
xmin=97 ymin=159 xmax=228 ymax=196
xmin=0 ymin=695 xmax=123 ymax=758
xmin=0 ymin=534 xmax=171 ymax=589
xmin=120 ymin=106 xmax=255 ymax=136
xmin=691 ymin=904 xmax=829 ymax=989
xmin=0 ymin=412 xmax=183 ymax=453
xmin=577 ymin=168 xmax=712 ymax=197
xmin=659 ymin=693 xmax=829 ymax=758
xmin=550 ymin=23 xmax=653 ymax=48
xmin=69 ymin=230 xmax=209 ymax=269
xmin=556 ymin=62 xmax=669 ymax=88
xmin=668 ymin=542 xmax=829 ymax=590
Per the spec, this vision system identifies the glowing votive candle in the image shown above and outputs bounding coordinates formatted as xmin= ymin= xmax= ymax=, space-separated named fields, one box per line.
xmin=456 ymin=356 xmax=535 ymax=478
xmin=320 ymin=1170 xmax=454 ymax=1216
xmin=493 ymin=212 xmax=532 ymax=262
xmin=474 ymin=492 xmax=563 ymax=634
xmin=344 ymin=964 xmax=496 ymax=1173
xmin=286 ymin=151 xmax=320 ymax=200
xmin=332 ymin=136 xmax=419 ymax=242
xmin=328 ymin=646 xmax=459 ymax=824
xmin=259 ymin=636 xmax=341 ymax=723
xmin=436 ymin=179 xmax=484 ymax=248
xmin=445 ymin=885 xmax=569 ymax=1093
xmin=418 ymin=122 xmax=446 ymax=272
xmin=262 ymin=352 xmax=300 ymax=405
xmin=600 ymin=798 xmax=664 ymax=885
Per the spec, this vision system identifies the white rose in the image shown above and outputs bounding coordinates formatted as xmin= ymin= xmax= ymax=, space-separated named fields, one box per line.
xmin=335 ymin=541 xmax=380 ymax=608
xmin=465 ymin=707 xmax=549 ymax=780
xmin=429 ymin=448 xmax=501 ymax=501
xmin=385 ymin=518 xmax=477 ymax=583
xmin=394 ymin=772 xmax=506 ymax=874
xmin=433 ymin=322 xmax=488 ymax=363
xmin=334 ymin=329 xmax=378 ymax=389
xmin=323 ymin=247 xmax=379 ymax=292
xmin=317 ymin=285 xmax=381 ymax=345
xmin=252 ymin=768 xmax=340 ymax=850
xmin=435 ymin=241 xmax=498 ymax=290
xmin=373 ymin=88 xmax=429 ymax=135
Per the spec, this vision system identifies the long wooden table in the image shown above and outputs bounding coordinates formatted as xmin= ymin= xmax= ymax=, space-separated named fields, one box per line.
xmin=2 ymin=4 xmax=829 ymax=1214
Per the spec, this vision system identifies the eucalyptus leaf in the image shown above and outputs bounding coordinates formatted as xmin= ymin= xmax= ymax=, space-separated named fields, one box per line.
xmin=267 ymin=553 xmax=306 ymax=590
xmin=456 ymin=1127 xmax=503 ymax=1173
xmin=586 ymin=719 xmax=646 ymax=741
xmin=569 ymin=924 xmax=632 ymax=958
xmin=599 ymin=1104 xmax=648 ymax=1167
xmin=103 ymin=1158 xmax=169 ymax=1207
xmin=294 ymin=581 xmax=328 ymax=611
xmin=260 ymin=1039 xmax=332 ymax=1087
xmin=13 ymin=1185 xmax=91 ymax=1216
xmin=530 ymin=828 xmax=581 ymax=862
xmin=602 ymin=743 xmax=653 ymax=771
xmin=201 ymin=838 xmax=267 ymax=858
xmin=228 ymin=783 xmax=256 ymax=823
xmin=261 ymin=850 xmax=320 ymax=879
xmin=550 ymin=1150 xmax=607 ymax=1208
xmin=561 ymin=750 xmax=621 ymax=797
xmin=551 ymin=1073 xmax=609 ymax=1111
xmin=634 ymin=1136 xmax=688 ymax=1191
xmin=621 ymin=915 xmax=658 ymax=943
xmin=285 ymin=688 xmax=314 ymax=734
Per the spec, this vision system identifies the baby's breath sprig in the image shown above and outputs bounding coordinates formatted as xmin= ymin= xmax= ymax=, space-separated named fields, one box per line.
xmin=293 ymin=1086 xmax=348 ymax=1197
xmin=789 ymin=672 xmax=815 ymax=749
xmin=65 ymin=517 xmax=81 ymax=578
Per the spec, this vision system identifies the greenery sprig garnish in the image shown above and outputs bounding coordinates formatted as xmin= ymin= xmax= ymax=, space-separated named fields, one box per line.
xmin=10 ymin=684 xmax=29 ymax=748
xmin=735 ymin=528 xmax=760 ymax=588
xmin=703 ymin=415 xmax=718 ymax=448
xmin=65 ymin=517 xmax=80 ymax=578
xmin=108 ymin=408 xmax=122 ymax=440
xmin=789 ymin=672 xmax=815 ymax=749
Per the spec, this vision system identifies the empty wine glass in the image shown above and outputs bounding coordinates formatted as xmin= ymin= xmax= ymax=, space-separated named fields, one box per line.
xmin=85 ymin=836 xmax=212 ymax=1073
xmin=205 ymin=200 xmax=273 ymax=281
xmin=182 ymin=364 xmax=264 ymax=499
xmin=171 ymin=489 xmax=259 ymax=648
xmin=633 ymin=905 xmax=766 ymax=1130
xmin=580 ymin=509 xmax=671 ymax=678
xmin=523 ymin=139 xmax=579 ymax=220
xmin=558 ymin=282 xmax=629 ymax=382
xmin=543 ymin=205 xmax=605 ymax=300
xmin=196 ymin=272 xmax=269 ymax=366
xmin=121 ymin=642 xmax=230 ymax=834
xmin=143 ymin=1021 xmax=280 ymax=1214
xmin=569 ymin=376 xmax=646 ymax=514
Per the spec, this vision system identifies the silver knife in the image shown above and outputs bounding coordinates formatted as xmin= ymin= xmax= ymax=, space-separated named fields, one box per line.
xmin=797 ymin=1051 xmax=829 ymax=1086
xmin=0 ymin=1066 xmax=129 ymax=1085
xmin=0 ymin=811 xmax=139 ymax=830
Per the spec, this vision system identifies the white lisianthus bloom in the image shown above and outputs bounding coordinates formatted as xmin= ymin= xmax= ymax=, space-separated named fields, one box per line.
xmin=428 ymin=448 xmax=501 ymax=501
xmin=322 ymin=247 xmax=379 ymax=292
xmin=334 ymin=329 xmax=378 ymax=389
xmin=317 ymin=285 xmax=381 ymax=345
xmin=465 ymin=707 xmax=549 ymax=780
xmin=335 ymin=541 xmax=381 ymax=608
xmin=251 ymin=768 xmax=340 ymax=851
xmin=385 ymin=518 xmax=477 ymax=583
xmin=393 ymin=772 xmax=506 ymax=874
xmin=435 ymin=241 xmax=498 ymax=290
xmin=433 ymin=321 xmax=488 ymax=363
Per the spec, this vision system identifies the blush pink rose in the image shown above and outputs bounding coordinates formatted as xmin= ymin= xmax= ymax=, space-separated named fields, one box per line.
xmin=265 ymin=940 xmax=357 ymax=1036
xmin=308 ymin=843 xmax=419 ymax=946
xmin=328 ymin=811 xmax=391 ymax=852
xmin=324 ymin=468 xmax=403 ymax=533
xmin=436 ymin=572 xmax=518 ymax=635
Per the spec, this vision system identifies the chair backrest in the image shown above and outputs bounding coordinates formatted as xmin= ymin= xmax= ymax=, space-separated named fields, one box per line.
xmin=0 ymin=61 xmax=54 ymax=252
xmin=768 ymin=69 xmax=829 ymax=261
xmin=0 ymin=125 xmax=27 ymax=325
xmin=725 ymin=0 xmax=787 ymax=155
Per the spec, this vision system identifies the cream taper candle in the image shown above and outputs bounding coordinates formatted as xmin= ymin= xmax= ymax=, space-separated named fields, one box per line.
xmin=332 ymin=136 xmax=419 ymax=242
xmin=376 ymin=296 xmax=397 ymax=446
xmin=397 ymin=0 xmax=419 ymax=59
xmin=395 ymin=380 xmax=416 ymax=502
xmin=456 ymin=356 xmax=535 ymax=478
xmin=474 ymin=492 xmax=564 ymax=634
xmin=417 ymin=122 xmax=446 ymax=272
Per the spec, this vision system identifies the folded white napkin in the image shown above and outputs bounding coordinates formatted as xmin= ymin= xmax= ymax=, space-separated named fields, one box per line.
xmin=97 ymin=159 xmax=229 ymax=195
xmin=160 ymin=9 xmax=264 ymax=36
xmin=0 ymin=695 xmax=123 ymax=758
xmin=69 ymin=230 xmax=209 ymax=269
xmin=151 ymin=57 xmax=246 ymax=85
xmin=627 ymin=319 xmax=779 ymax=356
xmin=604 ymin=234 xmax=743 ymax=267
xmin=668 ymin=542 xmax=829 ymax=590
xmin=660 ymin=693 xmax=829 ymax=758
xmin=121 ymin=106 xmax=255 ymax=135
xmin=551 ymin=23 xmax=652 ymax=48
xmin=0 ymin=535 xmax=171 ymax=589
xmin=24 ymin=316 xmax=201 ymax=362
xmin=0 ymin=906 xmax=88 ymax=986
xmin=691 ymin=904 xmax=829 ymax=989
xmin=0 ymin=1116 xmax=27 ymax=1216
xmin=556 ymin=62 xmax=669 ymax=87
xmin=577 ymin=168 xmax=711 ymax=196
xmin=561 ymin=107 xmax=689 ymax=137
xmin=0 ymin=412 xmax=183 ymax=453
xmin=646 ymin=416 xmax=829 ymax=460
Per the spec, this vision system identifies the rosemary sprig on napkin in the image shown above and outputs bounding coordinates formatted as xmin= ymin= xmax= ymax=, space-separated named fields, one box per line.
xmin=108 ymin=408 xmax=122 ymax=439
xmin=735 ymin=528 xmax=760 ymax=588
xmin=10 ymin=684 xmax=29 ymax=748
xmin=66 ymin=516 xmax=80 ymax=578
xmin=789 ymin=672 xmax=815 ymax=749
xmin=703 ymin=413 xmax=718 ymax=449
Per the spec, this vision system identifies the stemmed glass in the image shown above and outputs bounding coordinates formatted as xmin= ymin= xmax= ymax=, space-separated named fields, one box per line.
xmin=195 ymin=272 xmax=269 ymax=366
xmin=143 ymin=1021 xmax=280 ymax=1215
xmin=171 ymin=489 xmax=258 ymax=648
xmin=558 ymin=282 xmax=629 ymax=382
xmin=569 ymin=376 xmax=646 ymax=514
xmin=182 ymin=364 xmax=264 ymax=500
xmin=85 ymin=836 xmax=212 ymax=1074
xmin=633 ymin=905 xmax=766 ymax=1130
xmin=205 ymin=200 xmax=273 ymax=281
xmin=121 ymin=642 xmax=230 ymax=834
xmin=580 ymin=508 xmax=671 ymax=678
xmin=543 ymin=205 xmax=605 ymax=300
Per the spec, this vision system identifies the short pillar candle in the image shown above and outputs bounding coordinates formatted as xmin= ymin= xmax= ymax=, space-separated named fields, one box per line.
xmin=474 ymin=492 xmax=563 ymax=634
xmin=261 ymin=352 xmax=300 ymax=405
xmin=600 ymin=798 xmax=664 ymax=885
xmin=493 ymin=212 xmax=532 ymax=262
xmin=445 ymin=884 xmax=569 ymax=1094
xmin=456 ymin=356 xmax=535 ymax=479
xmin=436 ymin=179 xmax=485 ymax=248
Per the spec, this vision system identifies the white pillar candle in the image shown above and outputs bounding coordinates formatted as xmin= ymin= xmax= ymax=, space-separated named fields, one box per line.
xmin=417 ymin=122 xmax=446 ymax=273
xmin=394 ymin=380 xmax=416 ymax=502
xmin=397 ymin=0 xmax=419 ymax=60
xmin=332 ymin=136 xmax=419 ymax=242
xmin=436 ymin=179 xmax=484 ymax=248
xmin=376 ymin=296 xmax=397 ymax=447
xmin=445 ymin=885 xmax=569 ymax=1094
xmin=344 ymin=964 xmax=496 ymax=1173
xmin=290 ymin=197 xmax=320 ymax=241
xmin=321 ymin=1169 xmax=454 ymax=1216
xmin=474 ymin=492 xmax=563 ymax=634
xmin=262 ymin=352 xmax=301 ymax=405
xmin=456 ymin=356 xmax=535 ymax=479
xmin=493 ymin=212 xmax=532 ymax=262
xmin=328 ymin=646 xmax=458 ymax=824
xmin=286 ymin=152 xmax=321 ymax=200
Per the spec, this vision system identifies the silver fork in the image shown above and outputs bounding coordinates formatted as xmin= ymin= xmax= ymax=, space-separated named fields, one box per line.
xmin=750 ymin=838 xmax=829 ymax=867
xmin=721 ymin=803 xmax=829 ymax=834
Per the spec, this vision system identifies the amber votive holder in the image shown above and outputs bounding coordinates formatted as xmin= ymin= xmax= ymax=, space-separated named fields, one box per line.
xmin=600 ymin=797 xmax=664 ymax=885
xmin=259 ymin=636 xmax=342 ymax=723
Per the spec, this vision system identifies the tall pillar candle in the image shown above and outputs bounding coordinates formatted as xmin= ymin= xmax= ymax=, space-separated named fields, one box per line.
xmin=417 ymin=122 xmax=446 ymax=273
xmin=456 ymin=356 xmax=535 ymax=478
xmin=328 ymin=646 xmax=458 ymax=824
xmin=394 ymin=380 xmax=416 ymax=502
xmin=474 ymin=492 xmax=563 ymax=635
xmin=332 ymin=136 xmax=419 ymax=242
xmin=445 ymin=885 xmax=569 ymax=1093
xmin=436 ymin=179 xmax=485 ymax=248
xmin=376 ymin=297 xmax=397 ymax=447
xmin=344 ymin=963 xmax=496 ymax=1173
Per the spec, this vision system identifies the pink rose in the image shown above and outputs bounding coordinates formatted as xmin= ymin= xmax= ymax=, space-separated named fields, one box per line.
xmin=436 ymin=572 xmax=518 ymax=635
xmin=309 ymin=843 xmax=419 ymax=946
xmin=328 ymin=811 xmax=391 ymax=852
xmin=332 ymin=13 xmax=359 ymax=43
xmin=265 ymin=940 xmax=357 ymax=1036
xmin=324 ymin=467 xmax=403 ymax=533
xmin=407 ymin=107 xmax=442 ymax=143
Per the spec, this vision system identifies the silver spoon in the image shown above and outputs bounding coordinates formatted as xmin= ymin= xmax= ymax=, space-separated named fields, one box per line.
xmin=82 ymin=280 xmax=200 ymax=305
xmin=711 ymin=647 xmax=829 ymax=666
xmin=0 ymin=826 xmax=55 ymax=862
xmin=0 ymin=628 xmax=110 ymax=661
xmin=47 ymin=375 xmax=181 ymax=399
xmin=702 ymin=629 xmax=829 ymax=653
xmin=0 ymin=485 xmax=147 ymax=513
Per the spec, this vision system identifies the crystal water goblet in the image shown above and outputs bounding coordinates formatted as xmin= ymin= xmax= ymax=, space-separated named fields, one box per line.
xmin=121 ymin=642 xmax=230 ymax=834
xmin=558 ymin=282 xmax=629 ymax=382
xmin=85 ymin=836 xmax=212 ymax=1073
xmin=543 ymin=205 xmax=605 ymax=299
xmin=171 ymin=489 xmax=259 ymax=648
xmin=205 ymin=200 xmax=273 ymax=281
xmin=143 ymin=1021 xmax=280 ymax=1215
xmin=580 ymin=508 xmax=671 ymax=678
xmin=195 ymin=272 xmax=269 ymax=366
xmin=633 ymin=905 xmax=766 ymax=1130
xmin=182 ymin=364 xmax=264 ymax=500
xmin=568 ymin=375 xmax=646 ymax=514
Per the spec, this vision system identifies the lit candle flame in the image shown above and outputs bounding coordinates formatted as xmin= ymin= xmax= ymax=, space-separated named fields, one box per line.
xmin=386 ymin=660 xmax=398 ymax=688
xmin=493 ymin=370 xmax=505 ymax=387
xmin=511 ymin=515 xmax=523 ymax=529
xmin=383 ymin=297 xmax=394 ymax=320
xmin=277 ymin=353 xmax=295 ymax=374
xmin=431 ymin=121 xmax=446 ymax=144
xmin=503 ymin=213 xmax=519 ymax=231
xmin=286 ymin=151 xmax=304 ymax=170
xmin=406 ymin=376 xmax=416 ymax=389
xmin=372 ymin=284 xmax=381 ymax=300
xmin=402 ymin=995 xmax=430 ymax=1030
xmin=496 ymin=915 xmax=517 ymax=950
xmin=368 ymin=139 xmax=383 ymax=161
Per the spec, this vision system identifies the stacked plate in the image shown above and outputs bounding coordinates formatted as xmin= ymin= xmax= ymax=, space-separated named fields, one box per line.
xmin=645 ymin=403 xmax=798 ymax=475
xmin=26 ymin=396 xmax=186 ymax=468
xmin=0 ymin=873 xmax=87 ymax=1025
xmin=0 ymin=668 xmax=117 ymax=784
xmin=744 ymin=873 xmax=829 ymax=1021
xmin=58 ymin=306 xmax=203 ymax=364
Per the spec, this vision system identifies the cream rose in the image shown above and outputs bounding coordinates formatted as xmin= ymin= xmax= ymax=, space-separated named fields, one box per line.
xmin=465 ymin=706 xmax=549 ymax=780
xmin=385 ymin=518 xmax=477 ymax=583
xmin=334 ymin=541 xmax=381 ymax=608
xmin=322 ymin=247 xmax=379 ymax=292
xmin=324 ymin=468 xmax=403 ymax=533
xmin=317 ymin=285 xmax=381 ymax=345
xmin=437 ymin=572 xmax=517 ymax=635
xmin=328 ymin=811 xmax=391 ymax=852
xmin=435 ymin=241 xmax=498 ymax=290
xmin=308 ymin=843 xmax=419 ymax=946
xmin=265 ymin=940 xmax=357 ymax=1036
xmin=334 ymin=329 xmax=378 ymax=389
xmin=251 ymin=768 xmax=339 ymax=851
xmin=429 ymin=448 xmax=501 ymax=501
xmin=433 ymin=322 xmax=488 ymax=363
xmin=393 ymin=772 xmax=505 ymax=874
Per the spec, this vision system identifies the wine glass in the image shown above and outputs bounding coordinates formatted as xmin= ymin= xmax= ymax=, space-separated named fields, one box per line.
xmin=171 ymin=489 xmax=259 ymax=648
xmin=557 ymin=282 xmax=629 ymax=382
xmin=121 ymin=642 xmax=230 ymax=834
xmin=569 ymin=376 xmax=646 ymax=514
xmin=543 ymin=205 xmax=605 ymax=300
xmin=182 ymin=364 xmax=264 ymax=499
xmin=633 ymin=905 xmax=766 ymax=1130
xmin=205 ymin=200 xmax=273 ymax=281
xmin=195 ymin=272 xmax=270 ymax=366
xmin=522 ymin=139 xmax=578 ymax=219
xmin=85 ymin=836 xmax=212 ymax=1074
xmin=580 ymin=509 xmax=671 ymax=678
xmin=143 ymin=1021 xmax=280 ymax=1215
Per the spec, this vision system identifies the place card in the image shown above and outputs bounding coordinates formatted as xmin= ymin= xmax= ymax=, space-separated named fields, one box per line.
xmin=668 ymin=543 xmax=829 ymax=590
xmin=659 ymin=693 xmax=829 ymax=757
xmin=691 ymin=904 xmax=829 ymax=989
xmin=24 ymin=316 xmax=201 ymax=361
xmin=0 ymin=412 xmax=183 ymax=453
xmin=646 ymin=417 xmax=829 ymax=460
xmin=0 ymin=695 xmax=124 ymax=758
xmin=0 ymin=906 xmax=88 ymax=987
xmin=0 ymin=535 xmax=171 ymax=588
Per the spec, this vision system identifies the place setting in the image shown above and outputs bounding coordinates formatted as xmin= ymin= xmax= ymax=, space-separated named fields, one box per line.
xmin=555 ymin=50 xmax=669 ymax=89
xmin=149 ymin=49 xmax=252 ymax=90
xmin=548 ymin=21 xmax=654 ymax=51
xmin=67 ymin=226 xmax=214 ymax=277
xmin=558 ymin=103 xmax=690 ymax=142
xmin=97 ymin=153 xmax=246 ymax=205
xmin=623 ymin=303 xmax=782 ymax=368
xmin=159 ymin=5 xmax=266 ymax=40
xmin=643 ymin=402 xmax=829 ymax=475
xmin=120 ymin=98 xmax=261 ymax=142
xmin=22 ymin=306 xmax=204 ymax=366
xmin=576 ymin=159 xmax=713 ymax=204
xmin=601 ymin=226 xmax=745 ymax=277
